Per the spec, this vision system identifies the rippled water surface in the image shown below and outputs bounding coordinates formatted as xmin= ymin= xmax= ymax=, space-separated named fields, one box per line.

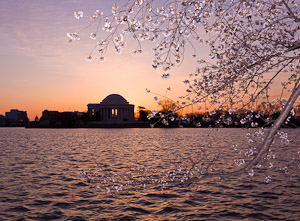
xmin=0 ymin=127 xmax=299 ymax=220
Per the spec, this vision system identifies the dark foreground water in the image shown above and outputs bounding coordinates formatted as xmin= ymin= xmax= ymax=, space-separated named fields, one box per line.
xmin=0 ymin=127 xmax=299 ymax=220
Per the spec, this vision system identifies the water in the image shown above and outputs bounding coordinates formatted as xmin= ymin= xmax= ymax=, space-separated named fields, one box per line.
xmin=0 ymin=127 xmax=299 ymax=220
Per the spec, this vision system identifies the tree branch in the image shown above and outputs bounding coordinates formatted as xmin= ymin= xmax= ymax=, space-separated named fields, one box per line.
xmin=228 ymin=83 xmax=300 ymax=176
xmin=281 ymin=0 xmax=300 ymax=22
xmin=182 ymin=84 xmax=300 ymax=186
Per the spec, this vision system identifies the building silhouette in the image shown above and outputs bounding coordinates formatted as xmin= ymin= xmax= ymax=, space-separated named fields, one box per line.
xmin=5 ymin=109 xmax=29 ymax=126
xmin=39 ymin=110 xmax=83 ymax=127
xmin=87 ymin=94 xmax=135 ymax=122
xmin=0 ymin=115 xmax=5 ymax=126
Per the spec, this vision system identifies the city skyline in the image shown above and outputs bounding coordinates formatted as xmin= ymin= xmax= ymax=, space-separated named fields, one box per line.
xmin=0 ymin=0 xmax=292 ymax=121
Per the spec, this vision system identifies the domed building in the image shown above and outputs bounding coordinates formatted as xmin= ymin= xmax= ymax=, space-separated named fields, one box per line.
xmin=87 ymin=94 xmax=135 ymax=122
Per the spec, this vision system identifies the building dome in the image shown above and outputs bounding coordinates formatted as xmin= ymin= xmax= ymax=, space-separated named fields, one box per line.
xmin=88 ymin=94 xmax=135 ymax=122
xmin=100 ymin=94 xmax=129 ymax=105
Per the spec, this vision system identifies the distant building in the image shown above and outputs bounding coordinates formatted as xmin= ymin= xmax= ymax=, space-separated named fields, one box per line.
xmin=40 ymin=110 xmax=60 ymax=122
xmin=39 ymin=110 xmax=83 ymax=127
xmin=5 ymin=109 xmax=29 ymax=124
xmin=0 ymin=114 xmax=5 ymax=126
xmin=87 ymin=94 xmax=135 ymax=122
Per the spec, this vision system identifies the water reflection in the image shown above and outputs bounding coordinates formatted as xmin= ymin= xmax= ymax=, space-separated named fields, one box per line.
xmin=0 ymin=128 xmax=299 ymax=220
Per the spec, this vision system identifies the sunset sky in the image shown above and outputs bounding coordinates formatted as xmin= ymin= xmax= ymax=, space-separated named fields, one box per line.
xmin=0 ymin=0 xmax=199 ymax=120
xmin=0 ymin=0 xmax=295 ymax=120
